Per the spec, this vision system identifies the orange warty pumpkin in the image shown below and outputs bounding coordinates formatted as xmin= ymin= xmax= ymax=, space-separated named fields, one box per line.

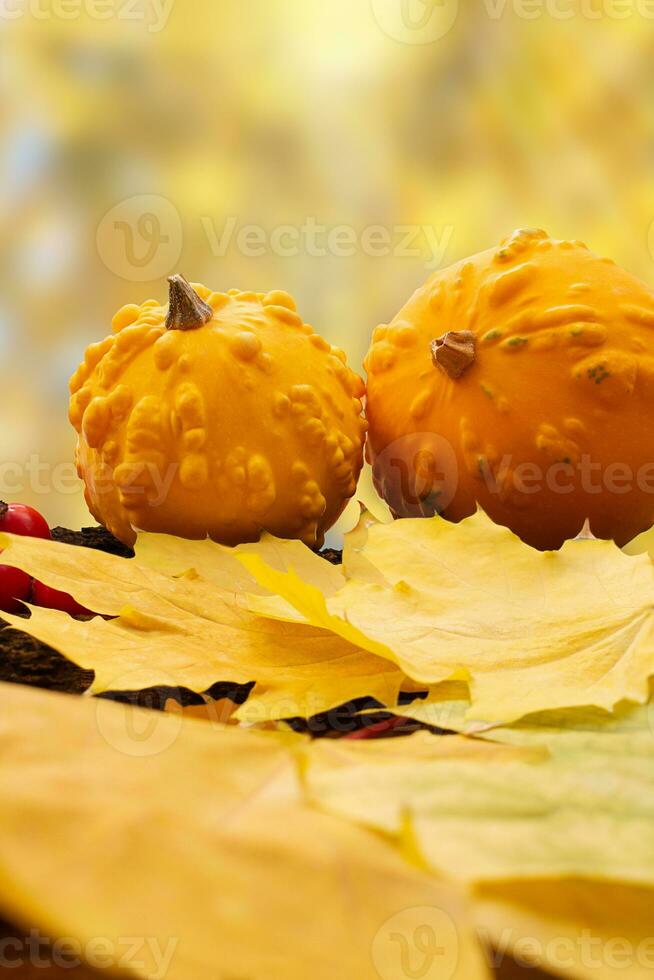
xmin=70 ymin=277 xmax=365 ymax=548
xmin=365 ymin=229 xmax=654 ymax=550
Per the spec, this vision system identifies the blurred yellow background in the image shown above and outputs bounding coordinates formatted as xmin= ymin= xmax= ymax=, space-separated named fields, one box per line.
xmin=2 ymin=0 xmax=654 ymax=535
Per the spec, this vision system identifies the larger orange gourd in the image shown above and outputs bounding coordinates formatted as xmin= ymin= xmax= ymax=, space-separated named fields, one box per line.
xmin=70 ymin=277 xmax=365 ymax=548
xmin=365 ymin=229 xmax=654 ymax=549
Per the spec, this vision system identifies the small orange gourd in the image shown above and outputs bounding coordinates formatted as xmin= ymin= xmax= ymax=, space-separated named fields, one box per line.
xmin=365 ymin=229 xmax=654 ymax=549
xmin=70 ymin=277 xmax=366 ymax=548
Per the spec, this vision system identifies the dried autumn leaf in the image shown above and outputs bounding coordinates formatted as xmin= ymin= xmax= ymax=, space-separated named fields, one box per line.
xmin=242 ymin=509 xmax=654 ymax=724
xmin=303 ymin=701 xmax=654 ymax=885
xmin=0 ymin=532 xmax=403 ymax=721
xmin=0 ymin=681 xmax=490 ymax=980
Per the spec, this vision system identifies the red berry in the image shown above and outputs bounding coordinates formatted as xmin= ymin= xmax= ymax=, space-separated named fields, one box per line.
xmin=0 ymin=501 xmax=51 ymax=614
xmin=0 ymin=501 xmax=51 ymax=539
xmin=0 ymin=565 xmax=32 ymax=613
xmin=32 ymin=579 xmax=93 ymax=617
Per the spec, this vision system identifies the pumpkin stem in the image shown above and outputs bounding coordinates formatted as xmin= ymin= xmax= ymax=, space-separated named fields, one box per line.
xmin=0 ymin=502 xmax=7 ymax=521
xmin=431 ymin=330 xmax=476 ymax=379
xmin=166 ymin=274 xmax=213 ymax=331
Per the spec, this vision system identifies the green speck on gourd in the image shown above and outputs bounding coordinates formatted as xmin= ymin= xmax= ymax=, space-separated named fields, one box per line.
xmin=480 ymin=383 xmax=494 ymax=399
xmin=588 ymin=364 xmax=610 ymax=384
xmin=482 ymin=328 xmax=502 ymax=342
xmin=506 ymin=336 xmax=528 ymax=348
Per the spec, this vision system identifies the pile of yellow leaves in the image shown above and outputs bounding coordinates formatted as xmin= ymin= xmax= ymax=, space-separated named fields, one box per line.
xmin=1 ymin=509 xmax=654 ymax=979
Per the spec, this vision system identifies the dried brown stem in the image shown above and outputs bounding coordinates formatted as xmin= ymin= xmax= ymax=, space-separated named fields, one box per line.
xmin=431 ymin=330 xmax=476 ymax=379
xmin=166 ymin=274 xmax=213 ymax=331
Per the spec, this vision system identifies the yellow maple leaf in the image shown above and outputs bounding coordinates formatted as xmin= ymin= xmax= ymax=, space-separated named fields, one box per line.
xmin=0 ymin=681 xmax=490 ymax=980
xmin=135 ymin=529 xmax=345 ymax=600
xmin=134 ymin=530 xmax=344 ymax=624
xmin=0 ymin=532 xmax=403 ymax=721
xmin=303 ymin=700 xmax=654 ymax=886
xmin=241 ymin=509 xmax=654 ymax=725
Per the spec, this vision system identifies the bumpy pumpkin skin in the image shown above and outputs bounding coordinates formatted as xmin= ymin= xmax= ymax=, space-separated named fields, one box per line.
xmin=70 ymin=284 xmax=366 ymax=548
xmin=365 ymin=228 xmax=654 ymax=550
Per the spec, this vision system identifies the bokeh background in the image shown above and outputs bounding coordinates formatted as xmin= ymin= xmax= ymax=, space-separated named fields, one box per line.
xmin=2 ymin=0 xmax=654 ymax=534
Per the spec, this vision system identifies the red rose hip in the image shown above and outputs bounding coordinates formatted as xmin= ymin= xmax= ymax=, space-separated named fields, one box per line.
xmin=0 ymin=565 xmax=32 ymax=613
xmin=0 ymin=501 xmax=51 ymax=613
xmin=31 ymin=580 xmax=92 ymax=617
xmin=0 ymin=501 xmax=51 ymax=540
